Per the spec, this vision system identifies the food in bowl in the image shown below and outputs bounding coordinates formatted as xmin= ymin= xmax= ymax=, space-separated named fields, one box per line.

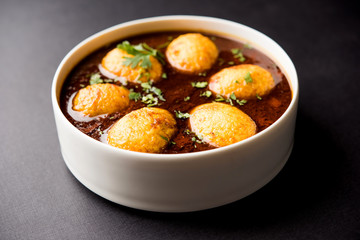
xmin=52 ymin=16 xmax=298 ymax=212
xmin=189 ymin=102 xmax=256 ymax=147
xmin=60 ymin=31 xmax=292 ymax=154
xmin=72 ymin=83 xmax=130 ymax=117
xmin=209 ymin=64 xmax=275 ymax=99
xmin=107 ymin=107 xmax=177 ymax=153
xmin=166 ymin=33 xmax=219 ymax=73
xmin=102 ymin=45 xmax=164 ymax=83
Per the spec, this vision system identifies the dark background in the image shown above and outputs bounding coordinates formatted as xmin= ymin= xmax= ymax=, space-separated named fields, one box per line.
xmin=1 ymin=0 xmax=359 ymax=239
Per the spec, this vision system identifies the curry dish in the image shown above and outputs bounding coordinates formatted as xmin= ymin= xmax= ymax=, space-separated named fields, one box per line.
xmin=60 ymin=31 xmax=292 ymax=153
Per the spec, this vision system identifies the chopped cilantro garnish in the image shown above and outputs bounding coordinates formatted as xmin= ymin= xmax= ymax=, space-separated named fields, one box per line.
xmin=256 ymin=94 xmax=262 ymax=100
xmin=128 ymin=81 xmax=166 ymax=107
xmin=184 ymin=96 xmax=190 ymax=101
xmin=231 ymin=48 xmax=240 ymax=55
xmin=214 ymin=93 xmax=247 ymax=106
xmin=161 ymin=73 xmax=167 ymax=79
xmin=89 ymin=73 xmax=103 ymax=85
xmin=174 ymin=110 xmax=190 ymax=119
xmin=244 ymin=72 xmax=253 ymax=84
xmin=236 ymin=99 xmax=247 ymax=105
xmin=129 ymin=91 xmax=141 ymax=101
xmin=228 ymin=61 xmax=235 ymax=65
xmin=160 ymin=135 xmax=169 ymax=142
xmin=231 ymin=48 xmax=246 ymax=62
xmin=141 ymin=93 xmax=159 ymax=107
xmin=230 ymin=92 xmax=247 ymax=106
xmin=141 ymin=81 xmax=152 ymax=90
xmin=200 ymin=90 xmax=212 ymax=98
xmin=141 ymin=81 xmax=166 ymax=101
xmin=191 ymin=134 xmax=204 ymax=144
xmin=191 ymin=81 xmax=208 ymax=88
xmin=117 ymin=41 xmax=165 ymax=69
xmin=214 ymin=94 xmax=226 ymax=102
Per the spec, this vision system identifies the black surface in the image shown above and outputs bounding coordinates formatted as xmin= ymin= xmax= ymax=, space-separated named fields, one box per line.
xmin=1 ymin=0 xmax=359 ymax=239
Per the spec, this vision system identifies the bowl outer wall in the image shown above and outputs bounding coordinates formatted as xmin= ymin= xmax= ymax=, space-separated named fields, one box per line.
xmin=52 ymin=16 xmax=299 ymax=212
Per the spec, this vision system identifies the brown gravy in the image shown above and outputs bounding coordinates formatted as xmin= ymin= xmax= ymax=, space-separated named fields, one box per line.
xmin=60 ymin=31 xmax=292 ymax=154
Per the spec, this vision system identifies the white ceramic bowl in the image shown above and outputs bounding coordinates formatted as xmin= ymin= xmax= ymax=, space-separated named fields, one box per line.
xmin=52 ymin=15 xmax=298 ymax=212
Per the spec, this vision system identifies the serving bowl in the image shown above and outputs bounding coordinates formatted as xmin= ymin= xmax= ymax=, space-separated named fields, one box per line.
xmin=52 ymin=15 xmax=298 ymax=212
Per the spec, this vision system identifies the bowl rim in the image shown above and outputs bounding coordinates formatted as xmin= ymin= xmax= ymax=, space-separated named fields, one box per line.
xmin=51 ymin=15 xmax=299 ymax=161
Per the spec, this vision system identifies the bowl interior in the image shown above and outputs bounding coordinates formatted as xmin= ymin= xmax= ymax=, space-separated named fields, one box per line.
xmin=52 ymin=15 xmax=298 ymax=158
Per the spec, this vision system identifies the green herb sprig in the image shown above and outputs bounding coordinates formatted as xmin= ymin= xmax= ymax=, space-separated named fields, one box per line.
xmin=89 ymin=73 xmax=113 ymax=85
xmin=191 ymin=81 xmax=208 ymax=88
xmin=231 ymin=48 xmax=246 ymax=62
xmin=214 ymin=93 xmax=247 ymax=106
xmin=128 ymin=81 xmax=166 ymax=107
xmin=174 ymin=110 xmax=190 ymax=119
xmin=244 ymin=72 xmax=253 ymax=84
xmin=200 ymin=90 xmax=212 ymax=98
xmin=117 ymin=41 xmax=165 ymax=69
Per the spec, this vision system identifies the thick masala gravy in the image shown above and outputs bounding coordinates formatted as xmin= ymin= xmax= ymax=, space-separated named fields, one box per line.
xmin=60 ymin=31 xmax=292 ymax=154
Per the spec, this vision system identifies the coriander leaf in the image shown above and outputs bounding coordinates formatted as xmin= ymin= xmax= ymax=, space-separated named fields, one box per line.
xmin=244 ymin=72 xmax=253 ymax=84
xmin=140 ymin=81 xmax=166 ymax=101
xmin=151 ymin=86 xmax=165 ymax=101
xmin=235 ymin=52 xmax=246 ymax=62
xmin=141 ymin=81 xmax=152 ymax=91
xmin=200 ymin=90 xmax=212 ymax=98
xmin=236 ymin=99 xmax=247 ymax=105
xmin=129 ymin=91 xmax=141 ymax=101
xmin=231 ymin=48 xmax=241 ymax=54
xmin=191 ymin=135 xmax=203 ymax=144
xmin=174 ymin=110 xmax=190 ymax=119
xmin=117 ymin=41 xmax=165 ymax=70
xmin=139 ymin=55 xmax=152 ymax=69
xmin=141 ymin=93 xmax=159 ymax=107
xmin=191 ymin=81 xmax=208 ymax=88
xmin=89 ymin=73 xmax=103 ymax=85
xmin=160 ymin=135 xmax=169 ymax=142
xmin=184 ymin=96 xmax=190 ymax=101
xmin=214 ymin=94 xmax=226 ymax=102
xmin=231 ymin=48 xmax=246 ymax=62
